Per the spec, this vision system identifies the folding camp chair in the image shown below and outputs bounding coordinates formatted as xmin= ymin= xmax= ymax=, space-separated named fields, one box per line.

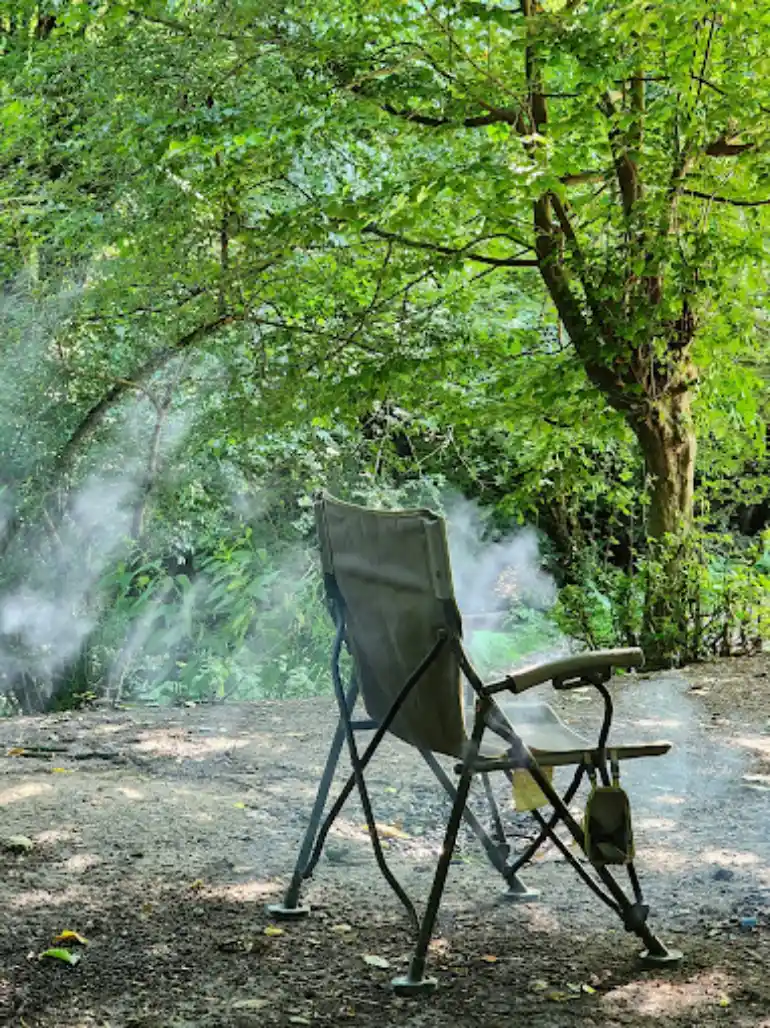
xmin=268 ymin=493 xmax=681 ymax=993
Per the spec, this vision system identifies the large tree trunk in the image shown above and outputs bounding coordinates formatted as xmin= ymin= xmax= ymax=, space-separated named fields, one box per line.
xmin=632 ymin=391 xmax=696 ymax=540
xmin=630 ymin=389 xmax=698 ymax=666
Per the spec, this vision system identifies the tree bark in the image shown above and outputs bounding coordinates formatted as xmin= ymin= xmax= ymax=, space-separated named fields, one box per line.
xmin=632 ymin=391 xmax=696 ymax=539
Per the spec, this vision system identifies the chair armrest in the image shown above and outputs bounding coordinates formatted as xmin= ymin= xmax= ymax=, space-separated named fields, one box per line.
xmin=486 ymin=648 xmax=644 ymax=696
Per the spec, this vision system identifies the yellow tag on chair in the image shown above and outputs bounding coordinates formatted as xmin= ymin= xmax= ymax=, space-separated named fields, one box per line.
xmin=512 ymin=767 xmax=553 ymax=812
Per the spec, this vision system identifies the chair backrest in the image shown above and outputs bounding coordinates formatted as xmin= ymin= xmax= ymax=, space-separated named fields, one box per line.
xmin=315 ymin=492 xmax=468 ymax=758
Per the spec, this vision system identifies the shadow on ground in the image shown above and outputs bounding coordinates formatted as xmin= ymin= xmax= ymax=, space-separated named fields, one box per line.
xmin=1 ymin=655 xmax=770 ymax=1027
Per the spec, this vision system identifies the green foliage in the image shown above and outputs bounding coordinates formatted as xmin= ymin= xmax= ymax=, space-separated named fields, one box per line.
xmin=97 ymin=528 xmax=332 ymax=704
xmin=466 ymin=610 xmax=564 ymax=679
xmin=554 ymin=530 xmax=770 ymax=665
xmin=2 ymin=1 xmax=770 ymax=710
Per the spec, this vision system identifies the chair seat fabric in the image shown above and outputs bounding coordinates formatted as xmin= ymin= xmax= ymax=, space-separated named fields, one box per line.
xmin=480 ymin=700 xmax=671 ymax=766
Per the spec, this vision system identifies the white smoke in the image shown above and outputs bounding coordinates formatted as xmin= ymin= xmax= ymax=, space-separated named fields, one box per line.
xmin=0 ymin=476 xmax=138 ymax=689
xmin=445 ymin=495 xmax=556 ymax=618
xmin=0 ymin=396 xmax=195 ymax=707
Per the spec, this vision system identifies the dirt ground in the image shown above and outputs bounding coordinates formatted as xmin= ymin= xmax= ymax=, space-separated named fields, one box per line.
xmin=2 ymin=655 xmax=770 ymax=1027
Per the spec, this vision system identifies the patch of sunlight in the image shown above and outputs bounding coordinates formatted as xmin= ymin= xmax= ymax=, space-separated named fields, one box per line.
xmin=403 ymin=841 xmax=441 ymax=862
xmin=654 ymin=794 xmax=686 ymax=806
xmin=330 ymin=819 xmax=374 ymax=842
xmin=148 ymin=942 xmax=173 ymax=958
xmin=602 ymin=970 xmax=733 ymax=1016
xmin=58 ymin=853 xmax=102 ymax=873
xmin=201 ymin=880 xmax=277 ymax=902
xmin=134 ymin=730 xmax=266 ymax=759
xmin=699 ymin=848 xmax=760 ymax=868
xmin=636 ymin=817 xmax=679 ymax=832
xmin=636 ymin=846 xmax=690 ymax=871
xmin=734 ymin=736 xmax=770 ymax=758
xmin=524 ymin=905 xmax=562 ymax=934
xmin=36 ymin=828 xmax=77 ymax=845
xmin=634 ymin=718 xmax=683 ymax=729
xmin=757 ymin=868 xmax=770 ymax=889
xmin=116 ymin=786 xmax=144 ymax=800
xmin=12 ymin=884 xmax=90 ymax=909
xmin=0 ymin=781 xmax=53 ymax=806
xmin=92 ymin=723 xmax=126 ymax=735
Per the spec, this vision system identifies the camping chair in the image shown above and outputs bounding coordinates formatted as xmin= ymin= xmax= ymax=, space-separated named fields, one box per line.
xmin=268 ymin=493 xmax=682 ymax=993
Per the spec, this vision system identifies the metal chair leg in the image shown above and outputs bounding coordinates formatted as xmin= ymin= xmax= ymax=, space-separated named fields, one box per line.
xmin=267 ymin=679 xmax=358 ymax=919
xmin=392 ymin=706 xmax=487 ymax=995
xmin=523 ymin=759 xmax=682 ymax=966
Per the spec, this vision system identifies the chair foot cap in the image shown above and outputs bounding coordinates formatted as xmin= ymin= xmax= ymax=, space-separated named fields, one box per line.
xmin=502 ymin=884 xmax=540 ymax=903
xmin=391 ymin=975 xmax=437 ymax=996
xmin=639 ymin=946 xmax=683 ymax=969
xmin=265 ymin=903 xmax=311 ymax=920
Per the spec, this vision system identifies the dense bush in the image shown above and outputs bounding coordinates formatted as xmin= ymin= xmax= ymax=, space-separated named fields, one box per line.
xmin=554 ymin=530 xmax=770 ymax=666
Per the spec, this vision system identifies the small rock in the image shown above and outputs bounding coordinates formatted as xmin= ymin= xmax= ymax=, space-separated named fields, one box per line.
xmin=2 ymin=835 xmax=34 ymax=853
xmin=713 ymin=868 xmax=734 ymax=882
xmin=232 ymin=999 xmax=270 ymax=1011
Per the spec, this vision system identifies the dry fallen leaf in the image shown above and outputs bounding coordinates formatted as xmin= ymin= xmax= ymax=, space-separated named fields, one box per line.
xmin=480 ymin=954 xmax=498 ymax=964
xmin=361 ymin=823 xmax=410 ymax=840
xmin=6 ymin=747 xmax=25 ymax=757
xmin=53 ymin=931 xmax=88 ymax=946
xmin=546 ymin=990 xmax=570 ymax=1002
xmin=362 ymin=954 xmax=390 ymax=969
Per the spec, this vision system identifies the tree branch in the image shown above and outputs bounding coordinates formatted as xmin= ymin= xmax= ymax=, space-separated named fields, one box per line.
xmin=561 ymin=170 xmax=605 ymax=185
xmin=683 ymin=189 xmax=770 ymax=206
xmin=599 ymin=93 xmax=641 ymax=218
xmin=705 ymin=135 xmax=755 ymax=157
xmin=57 ymin=316 xmax=236 ymax=472
xmin=381 ymin=103 xmax=525 ymax=129
xmin=363 ymin=225 xmax=538 ymax=267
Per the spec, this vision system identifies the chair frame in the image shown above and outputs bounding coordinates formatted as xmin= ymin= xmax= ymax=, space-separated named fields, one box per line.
xmin=268 ymin=541 xmax=681 ymax=994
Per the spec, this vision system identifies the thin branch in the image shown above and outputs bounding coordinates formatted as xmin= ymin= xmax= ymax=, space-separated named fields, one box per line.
xmin=692 ymin=74 xmax=770 ymax=114
xmin=561 ymin=170 xmax=606 ymax=185
xmin=705 ymin=135 xmax=755 ymax=157
xmin=599 ymin=93 xmax=640 ymax=218
xmin=690 ymin=74 xmax=727 ymax=98
xmin=694 ymin=13 xmax=718 ymax=106
xmin=126 ymin=6 xmax=274 ymax=45
xmin=75 ymin=287 xmax=208 ymax=324
xmin=683 ymin=189 xmax=770 ymax=207
xmin=381 ymin=103 xmax=523 ymax=129
xmin=56 ymin=316 xmax=237 ymax=472
xmin=364 ymin=225 xmax=538 ymax=267
xmin=127 ymin=7 xmax=196 ymax=34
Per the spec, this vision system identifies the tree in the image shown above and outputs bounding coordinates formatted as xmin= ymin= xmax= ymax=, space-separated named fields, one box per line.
xmin=271 ymin=0 xmax=770 ymax=538
xmin=2 ymin=0 xmax=770 ymax=703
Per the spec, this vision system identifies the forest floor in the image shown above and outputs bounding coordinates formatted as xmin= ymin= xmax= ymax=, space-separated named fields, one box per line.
xmin=2 ymin=655 xmax=770 ymax=1027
